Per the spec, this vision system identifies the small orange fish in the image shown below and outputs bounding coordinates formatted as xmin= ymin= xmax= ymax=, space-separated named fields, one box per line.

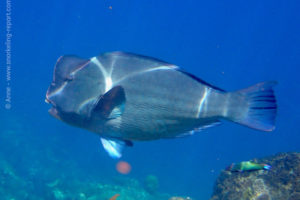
xmin=109 ymin=194 xmax=120 ymax=200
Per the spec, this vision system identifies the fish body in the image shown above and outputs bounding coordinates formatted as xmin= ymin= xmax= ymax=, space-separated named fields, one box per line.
xmin=46 ymin=52 xmax=277 ymax=158
xmin=227 ymin=161 xmax=271 ymax=172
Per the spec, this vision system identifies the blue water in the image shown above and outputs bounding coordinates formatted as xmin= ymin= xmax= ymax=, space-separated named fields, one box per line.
xmin=1 ymin=0 xmax=300 ymax=199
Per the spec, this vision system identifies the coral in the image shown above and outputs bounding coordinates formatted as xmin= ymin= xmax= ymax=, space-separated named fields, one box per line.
xmin=210 ymin=152 xmax=300 ymax=200
xmin=144 ymin=175 xmax=159 ymax=194
xmin=53 ymin=189 xmax=65 ymax=200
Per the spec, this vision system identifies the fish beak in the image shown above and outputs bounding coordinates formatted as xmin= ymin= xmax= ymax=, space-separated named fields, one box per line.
xmin=45 ymin=92 xmax=51 ymax=104
xmin=45 ymin=93 xmax=56 ymax=106
xmin=45 ymin=98 xmax=50 ymax=104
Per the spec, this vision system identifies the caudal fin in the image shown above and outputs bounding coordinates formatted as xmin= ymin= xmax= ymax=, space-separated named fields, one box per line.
xmin=234 ymin=81 xmax=277 ymax=131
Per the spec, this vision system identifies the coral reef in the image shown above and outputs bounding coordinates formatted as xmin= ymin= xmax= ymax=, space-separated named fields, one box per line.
xmin=210 ymin=152 xmax=300 ymax=200
xmin=169 ymin=196 xmax=194 ymax=200
xmin=0 ymin=115 xmax=192 ymax=200
xmin=0 ymin=165 xmax=172 ymax=200
xmin=0 ymin=148 xmax=172 ymax=200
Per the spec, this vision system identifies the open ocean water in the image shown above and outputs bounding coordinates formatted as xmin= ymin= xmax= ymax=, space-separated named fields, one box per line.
xmin=0 ymin=0 xmax=300 ymax=199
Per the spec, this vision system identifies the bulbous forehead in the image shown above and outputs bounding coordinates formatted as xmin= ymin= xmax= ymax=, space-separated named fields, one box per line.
xmin=46 ymin=55 xmax=106 ymax=113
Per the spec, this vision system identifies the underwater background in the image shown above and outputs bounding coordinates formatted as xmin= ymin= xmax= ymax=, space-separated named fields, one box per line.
xmin=0 ymin=0 xmax=300 ymax=199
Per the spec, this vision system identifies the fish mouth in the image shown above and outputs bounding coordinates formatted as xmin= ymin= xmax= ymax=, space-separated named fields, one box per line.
xmin=45 ymin=97 xmax=51 ymax=104
xmin=45 ymin=96 xmax=54 ymax=106
xmin=48 ymin=107 xmax=61 ymax=120
xmin=45 ymin=92 xmax=60 ymax=120
xmin=45 ymin=90 xmax=56 ymax=106
xmin=45 ymin=86 xmax=51 ymax=104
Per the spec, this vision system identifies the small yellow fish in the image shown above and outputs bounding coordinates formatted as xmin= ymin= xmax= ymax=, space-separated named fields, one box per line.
xmin=109 ymin=194 xmax=120 ymax=200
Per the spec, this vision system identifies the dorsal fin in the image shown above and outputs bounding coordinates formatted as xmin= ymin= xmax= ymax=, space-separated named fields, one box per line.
xmin=176 ymin=70 xmax=225 ymax=92
xmin=92 ymin=86 xmax=126 ymax=119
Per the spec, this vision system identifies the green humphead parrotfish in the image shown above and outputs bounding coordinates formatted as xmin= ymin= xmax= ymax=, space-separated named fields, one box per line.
xmin=45 ymin=52 xmax=277 ymax=158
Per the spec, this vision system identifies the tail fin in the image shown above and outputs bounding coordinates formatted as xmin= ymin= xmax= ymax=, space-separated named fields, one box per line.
xmin=234 ymin=81 xmax=277 ymax=131
xmin=263 ymin=164 xmax=271 ymax=170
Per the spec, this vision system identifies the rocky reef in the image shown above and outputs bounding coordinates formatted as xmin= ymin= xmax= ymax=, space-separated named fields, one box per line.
xmin=210 ymin=152 xmax=300 ymax=200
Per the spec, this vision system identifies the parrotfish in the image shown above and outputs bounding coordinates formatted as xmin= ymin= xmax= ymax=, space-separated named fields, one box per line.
xmin=227 ymin=161 xmax=271 ymax=172
xmin=45 ymin=52 xmax=277 ymax=158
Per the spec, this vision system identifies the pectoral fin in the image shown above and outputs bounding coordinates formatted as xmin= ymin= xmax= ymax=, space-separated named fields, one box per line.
xmin=92 ymin=86 xmax=126 ymax=119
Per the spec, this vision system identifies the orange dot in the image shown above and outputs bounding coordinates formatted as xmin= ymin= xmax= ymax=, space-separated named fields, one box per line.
xmin=116 ymin=161 xmax=131 ymax=174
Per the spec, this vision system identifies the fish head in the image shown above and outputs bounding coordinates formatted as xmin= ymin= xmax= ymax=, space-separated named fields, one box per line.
xmin=45 ymin=55 xmax=108 ymax=131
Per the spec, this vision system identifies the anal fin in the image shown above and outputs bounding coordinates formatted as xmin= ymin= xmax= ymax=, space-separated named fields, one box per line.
xmin=174 ymin=121 xmax=221 ymax=138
